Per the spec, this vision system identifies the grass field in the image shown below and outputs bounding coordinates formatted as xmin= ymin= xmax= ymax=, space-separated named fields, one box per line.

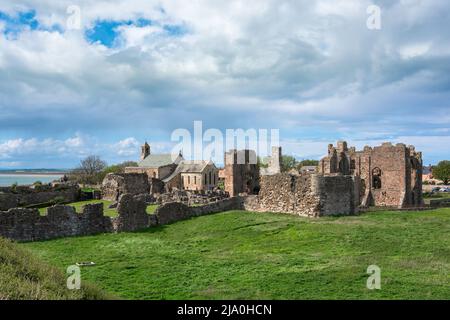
xmin=38 ymin=200 xmax=159 ymax=217
xmin=0 ymin=237 xmax=109 ymax=300
xmin=22 ymin=208 xmax=450 ymax=300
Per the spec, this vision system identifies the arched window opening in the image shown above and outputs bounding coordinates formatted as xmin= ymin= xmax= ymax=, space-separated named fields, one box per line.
xmin=372 ymin=167 xmax=382 ymax=189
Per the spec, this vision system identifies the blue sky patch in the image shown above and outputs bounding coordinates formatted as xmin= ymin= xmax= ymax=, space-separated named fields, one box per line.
xmin=0 ymin=10 xmax=39 ymax=37
xmin=85 ymin=18 xmax=186 ymax=47
xmin=85 ymin=19 xmax=153 ymax=47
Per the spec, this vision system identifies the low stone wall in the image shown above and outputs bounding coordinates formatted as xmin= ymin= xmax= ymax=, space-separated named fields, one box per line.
xmin=243 ymin=173 xmax=358 ymax=217
xmin=0 ymin=194 xmax=241 ymax=242
xmin=0 ymin=204 xmax=112 ymax=242
xmin=155 ymin=197 xmax=241 ymax=225
xmin=156 ymin=189 xmax=229 ymax=206
xmin=0 ymin=184 xmax=80 ymax=211
xmin=429 ymin=198 xmax=450 ymax=208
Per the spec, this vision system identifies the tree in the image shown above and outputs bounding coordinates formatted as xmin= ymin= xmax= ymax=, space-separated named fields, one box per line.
xmin=433 ymin=161 xmax=450 ymax=185
xmin=70 ymin=155 xmax=107 ymax=185
xmin=97 ymin=161 xmax=139 ymax=182
xmin=281 ymin=155 xmax=298 ymax=172
xmin=299 ymin=160 xmax=319 ymax=167
xmin=79 ymin=155 xmax=107 ymax=176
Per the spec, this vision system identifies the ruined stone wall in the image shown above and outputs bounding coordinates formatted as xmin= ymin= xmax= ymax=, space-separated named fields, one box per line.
xmin=319 ymin=141 xmax=423 ymax=208
xmin=0 ymin=194 xmax=241 ymax=242
xmin=243 ymin=173 xmax=358 ymax=217
xmin=0 ymin=185 xmax=80 ymax=211
xmin=102 ymin=173 xmax=150 ymax=201
xmin=0 ymin=204 xmax=112 ymax=242
xmin=224 ymin=150 xmax=259 ymax=197
xmin=155 ymin=197 xmax=242 ymax=225
xmin=112 ymin=194 xmax=157 ymax=232
xmin=260 ymin=146 xmax=282 ymax=176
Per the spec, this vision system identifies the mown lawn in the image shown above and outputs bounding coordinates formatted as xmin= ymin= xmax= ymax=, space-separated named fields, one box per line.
xmin=38 ymin=200 xmax=159 ymax=217
xmin=23 ymin=208 xmax=450 ymax=300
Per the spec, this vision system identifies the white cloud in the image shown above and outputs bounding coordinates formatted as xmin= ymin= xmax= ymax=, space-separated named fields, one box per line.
xmin=0 ymin=0 xmax=449 ymax=166
xmin=114 ymin=137 xmax=140 ymax=156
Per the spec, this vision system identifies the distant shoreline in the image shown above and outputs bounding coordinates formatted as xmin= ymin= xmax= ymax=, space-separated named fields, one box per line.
xmin=0 ymin=172 xmax=68 ymax=176
xmin=0 ymin=170 xmax=70 ymax=176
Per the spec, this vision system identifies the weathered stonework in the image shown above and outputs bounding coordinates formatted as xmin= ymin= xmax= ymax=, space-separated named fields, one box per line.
xmin=0 ymin=184 xmax=80 ymax=211
xmin=113 ymin=194 xmax=156 ymax=232
xmin=260 ymin=146 xmax=282 ymax=176
xmin=0 ymin=194 xmax=242 ymax=242
xmin=102 ymin=173 xmax=150 ymax=201
xmin=155 ymin=197 xmax=242 ymax=225
xmin=243 ymin=173 xmax=358 ymax=217
xmin=319 ymin=141 xmax=423 ymax=208
xmin=0 ymin=203 xmax=112 ymax=242
xmin=224 ymin=149 xmax=260 ymax=197
xmin=156 ymin=189 xmax=229 ymax=206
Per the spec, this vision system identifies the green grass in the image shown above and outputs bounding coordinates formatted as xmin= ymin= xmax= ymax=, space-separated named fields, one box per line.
xmin=38 ymin=200 xmax=159 ymax=217
xmin=22 ymin=208 xmax=450 ymax=300
xmin=0 ymin=237 xmax=110 ymax=300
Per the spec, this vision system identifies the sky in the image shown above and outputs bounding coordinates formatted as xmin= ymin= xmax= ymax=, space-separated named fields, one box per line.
xmin=0 ymin=0 xmax=449 ymax=169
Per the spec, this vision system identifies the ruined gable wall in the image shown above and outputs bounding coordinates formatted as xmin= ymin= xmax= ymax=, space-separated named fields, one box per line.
xmin=370 ymin=144 xmax=407 ymax=206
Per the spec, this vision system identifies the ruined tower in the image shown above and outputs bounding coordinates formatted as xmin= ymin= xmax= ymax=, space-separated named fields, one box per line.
xmin=224 ymin=149 xmax=260 ymax=197
xmin=319 ymin=141 xmax=423 ymax=208
xmin=141 ymin=142 xmax=150 ymax=160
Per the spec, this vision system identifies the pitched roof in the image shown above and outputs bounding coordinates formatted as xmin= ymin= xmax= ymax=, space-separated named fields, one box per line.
xmin=162 ymin=160 xmax=215 ymax=183
xmin=138 ymin=154 xmax=181 ymax=168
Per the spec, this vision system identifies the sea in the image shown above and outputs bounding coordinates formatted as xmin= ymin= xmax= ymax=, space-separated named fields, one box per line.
xmin=0 ymin=174 xmax=64 ymax=187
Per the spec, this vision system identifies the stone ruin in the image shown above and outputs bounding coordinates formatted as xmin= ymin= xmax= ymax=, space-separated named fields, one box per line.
xmin=0 ymin=141 xmax=426 ymax=243
xmin=0 ymin=183 xmax=80 ymax=211
xmin=156 ymin=189 xmax=229 ymax=206
xmin=224 ymin=149 xmax=260 ymax=197
xmin=260 ymin=147 xmax=282 ymax=176
xmin=0 ymin=193 xmax=241 ymax=242
xmin=319 ymin=141 xmax=423 ymax=208
xmin=244 ymin=172 xmax=359 ymax=217
xmin=102 ymin=172 xmax=164 ymax=201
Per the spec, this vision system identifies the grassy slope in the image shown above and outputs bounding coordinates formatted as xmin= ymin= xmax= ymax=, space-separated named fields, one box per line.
xmin=0 ymin=237 xmax=109 ymax=300
xmin=23 ymin=209 xmax=450 ymax=300
xmin=38 ymin=200 xmax=158 ymax=217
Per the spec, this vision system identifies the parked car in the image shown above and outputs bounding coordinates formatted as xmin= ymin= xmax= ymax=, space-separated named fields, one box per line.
xmin=431 ymin=187 xmax=441 ymax=193
xmin=439 ymin=187 xmax=450 ymax=192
